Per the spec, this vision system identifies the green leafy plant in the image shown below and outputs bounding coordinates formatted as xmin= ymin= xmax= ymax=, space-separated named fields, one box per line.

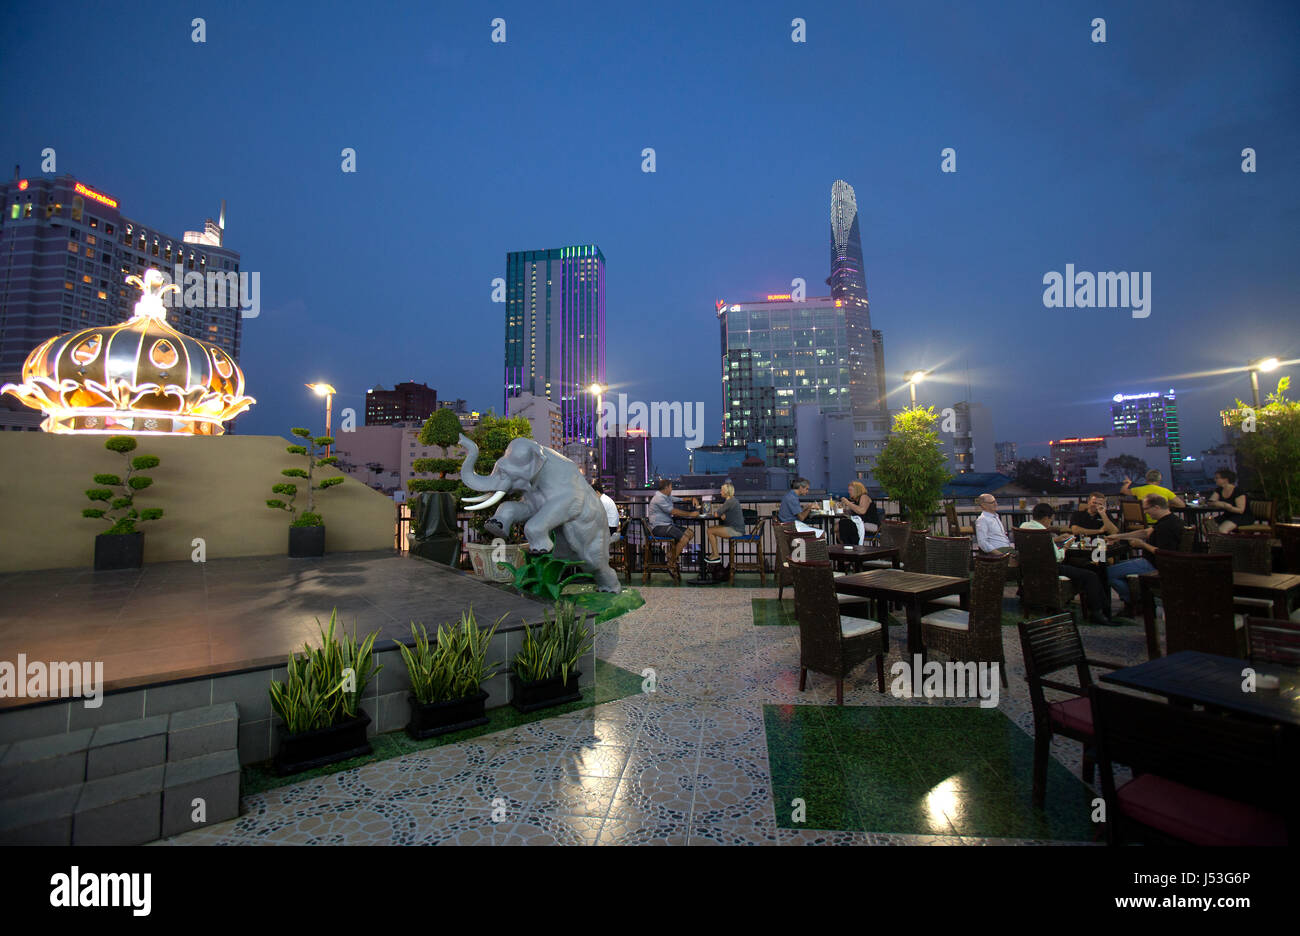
xmin=408 ymin=407 xmax=465 ymax=495
xmin=503 ymin=551 xmax=594 ymax=600
xmin=82 ymin=435 xmax=164 ymax=535
xmin=268 ymin=609 xmax=383 ymax=734
xmin=1226 ymin=377 xmax=1300 ymax=520
xmin=396 ymin=607 xmax=504 ymax=704
xmin=513 ymin=602 xmax=593 ymax=686
xmin=267 ymin=427 xmax=345 ymax=527
xmin=872 ymin=405 xmax=953 ymax=524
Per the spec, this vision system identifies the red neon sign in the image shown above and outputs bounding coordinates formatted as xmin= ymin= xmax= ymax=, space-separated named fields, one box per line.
xmin=766 ymin=294 xmax=792 ymax=301
xmin=1052 ymin=437 xmax=1104 ymax=444
xmin=73 ymin=182 xmax=118 ymax=209
xmin=17 ymin=179 xmax=28 ymax=191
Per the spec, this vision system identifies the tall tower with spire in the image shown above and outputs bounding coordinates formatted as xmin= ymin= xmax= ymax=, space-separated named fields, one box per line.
xmin=826 ymin=180 xmax=883 ymax=417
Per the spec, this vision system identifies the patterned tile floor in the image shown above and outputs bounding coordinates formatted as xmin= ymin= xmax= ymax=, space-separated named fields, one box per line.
xmin=161 ymin=582 xmax=1146 ymax=845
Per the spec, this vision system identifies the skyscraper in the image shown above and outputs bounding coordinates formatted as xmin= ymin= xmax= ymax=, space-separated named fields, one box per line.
xmin=1110 ymin=390 xmax=1181 ymax=462
xmin=504 ymin=245 xmax=605 ymax=449
xmin=826 ymin=180 xmax=882 ymax=417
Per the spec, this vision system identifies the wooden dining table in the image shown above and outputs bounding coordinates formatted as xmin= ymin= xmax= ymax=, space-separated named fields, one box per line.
xmin=834 ymin=568 xmax=970 ymax=654
xmin=826 ymin=543 xmax=900 ymax=572
xmin=1138 ymin=570 xmax=1300 ymax=659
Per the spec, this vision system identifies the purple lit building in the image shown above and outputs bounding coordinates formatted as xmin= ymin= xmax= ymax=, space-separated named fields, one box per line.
xmin=503 ymin=245 xmax=606 ymax=451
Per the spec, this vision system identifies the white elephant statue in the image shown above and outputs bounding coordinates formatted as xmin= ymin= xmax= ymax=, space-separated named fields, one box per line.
xmin=460 ymin=434 xmax=620 ymax=593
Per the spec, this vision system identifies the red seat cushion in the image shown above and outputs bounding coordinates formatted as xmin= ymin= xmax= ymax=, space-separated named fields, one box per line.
xmin=1048 ymin=696 xmax=1093 ymax=736
xmin=1117 ymin=774 xmax=1288 ymax=846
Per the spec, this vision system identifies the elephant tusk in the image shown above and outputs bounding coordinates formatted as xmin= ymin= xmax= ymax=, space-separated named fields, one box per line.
xmin=463 ymin=490 xmax=506 ymax=511
xmin=462 ymin=492 xmax=495 ymax=503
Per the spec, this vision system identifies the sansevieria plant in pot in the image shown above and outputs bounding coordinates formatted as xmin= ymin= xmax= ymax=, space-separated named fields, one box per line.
xmin=510 ymin=602 xmax=593 ymax=712
xmin=397 ymin=607 xmax=505 ymax=739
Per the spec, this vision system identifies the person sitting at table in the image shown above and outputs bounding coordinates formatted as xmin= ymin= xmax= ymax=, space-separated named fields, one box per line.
xmin=780 ymin=477 xmax=824 ymax=539
xmin=1104 ymin=494 xmax=1186 ymax=618
xmin=975 ymin=493 xmax=1016 ymax=558
xmin=1122 ymin=469 xmax=1186 ymax=523
xmin=1021 ymin=503 xmax=1113 ymax=625
xmin=1068 ymin=492 xmax=1119 ymax=539
xmin=648 ymin=479 xmax=701 ymax=581
xmin=1205 ymin=468 xmax=1249 ymax=533
xmin=837 ymin=481 xmax=879 ymax=545
xmin=702 ymin=481 xmax=745 ymax=574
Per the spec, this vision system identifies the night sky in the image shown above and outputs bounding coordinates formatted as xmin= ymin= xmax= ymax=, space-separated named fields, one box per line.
xmin=3 ymin=0 xmax=1296 ymax=474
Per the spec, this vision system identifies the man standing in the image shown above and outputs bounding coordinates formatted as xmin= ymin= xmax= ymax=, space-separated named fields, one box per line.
xmin=647 ymin=479 xmax=700 ymax=582
xmin=1105 ymin=494 xmax=1186 ymax=617
xmin=974 ymin=493 xmax=1015 ymax=556
xmin=1021 ymin=503 xmax=1113 ymax=625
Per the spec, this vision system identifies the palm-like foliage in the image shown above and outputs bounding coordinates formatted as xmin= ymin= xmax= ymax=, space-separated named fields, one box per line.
xmin=397 ymin=608 xmax=504 ymax=704
xmin=268 ymin=609 xmax=383 ymax=733
xmin=513 ymin=602 xmax=593 ymax=686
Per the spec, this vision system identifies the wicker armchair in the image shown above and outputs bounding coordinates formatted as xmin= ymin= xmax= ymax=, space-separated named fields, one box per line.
xmin=1017 ymin=613 xmax=1123 ymax=806
xmin=901 ymin=529 xmax=928 ymax=573
xmin=774 ymin=522 xmax=799 ymax=600
xmin=1208 ymin=532 xmax=1274 ymax=618
xmin=608 ymin=518 xmax=633 ymax=583
xmin=1153 ymin=551 xmax=1243 ymax=657
xmin=944 ymin=502 xmax=974 ymax=537
xmin=1246 ymin=617 xmax=1300 ymax=667
xmin=1013 ymin=527 xmax=1079 ymax=622
xmin=925 ymin=535 xmax=971 ymax=610
xmin=789 ymin=558 xmax=887 ymax=704
xmin=801 ymin=535 xmax=875 ymax=618
xmin=1275 ymin=523 xmax=1300 ymax=574
xmin=920 ymin=553 xmax=1009 ymax=687
xmin=1237 ymin=499 xmax=1276 ymax=534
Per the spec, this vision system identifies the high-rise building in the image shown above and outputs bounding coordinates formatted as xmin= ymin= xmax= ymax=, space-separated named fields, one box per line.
xmin=995 ymin=441 xmax=1018 ymax=475
xmin=507 ymin=391 xmax=563 ymax=450
xmin=607 ymin=426 xmax=651 ymax=494
xmin=940 ymin=401 xmax=993 ymax=475
xmin=1048 ymin=437 xmax=1106 ymax=489
xmin=827 ymin=180 xmax=883 ymax=418
xmin=1110 ymin=390 xmax=1180 ymax=462
xmin=503 ymin=245 xmax=605 ymax=448
xmin=365 ymin=381 xmax=437 ymax=426
xmin=0 ymin=174 xmax=243 ymax=392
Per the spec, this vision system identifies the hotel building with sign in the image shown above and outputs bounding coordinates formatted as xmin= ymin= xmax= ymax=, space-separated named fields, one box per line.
xmin=1109 ymin=389 xmax=1180 ymax=462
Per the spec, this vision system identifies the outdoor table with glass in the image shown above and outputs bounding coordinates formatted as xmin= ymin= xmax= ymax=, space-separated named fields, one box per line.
xmin=833 ymin=568 xmax=970 ymax=654
xmin=826 ymin=543 xmax=900 ymax=573
xmin=1138 ymin=570 xmax=1300 ymax=659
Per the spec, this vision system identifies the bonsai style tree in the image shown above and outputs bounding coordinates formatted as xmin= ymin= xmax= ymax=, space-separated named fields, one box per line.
xmin=83 ymin=435 xmax=163 ymax=535
xmin=267 ymin=428 xmax=345 ymax=527
xmin=1225 ymin=377 xmax=1300 ymax=520
xmin=872 ymin=405 xmax=952 ymax=525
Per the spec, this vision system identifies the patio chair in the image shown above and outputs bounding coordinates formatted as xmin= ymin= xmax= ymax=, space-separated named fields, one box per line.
xmin=860 ymin=519 xmax=911 ymax=570
xmin=725 ymin=515 xmax=766 ymax=585
xmin=1275 ymin=522 xmax=1300 ymax=574
xmin=920 ymin=553 xmax=1009 ymax=687
xmin=639 ymin=517 xmax=679 ymax=585
xmin=1013 ymin=527 xmax=1082 ymax=623
xmin=924 ymin=535 xmax=971 ymax=610
xmin=1090 ymin=685 xmax=1295 ymax=846
xmin=789 ymin=558 xmax=887 ymax=704
xmin=1208 ymin=530 xmax=1278 ymax=615
xmin=1245 ymin=617 xmax=1300 ymax=667
xmin=1237 ymin=499 xmax=1276 ymax=534
xmin=944 ymin=502 xmax=974 ymax=538
xmin=901 ymin=529 xmax=928 ymax=573
xmin=801 ymin=534 xmax=875 ymax=619
xmin=1017 ymin=613 xmax=1124 ymax=806
xmin=1120 ymin=500 xmax=1145 ymax=532
xmin=608 ymin=518 xmax=633 ymax=584
xmin=1153 ymin=551 xmax=1243 ymax=658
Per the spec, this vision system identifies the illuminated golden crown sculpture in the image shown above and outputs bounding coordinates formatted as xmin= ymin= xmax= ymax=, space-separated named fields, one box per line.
xmin=1 ymin=269 xmax=255 ymax=435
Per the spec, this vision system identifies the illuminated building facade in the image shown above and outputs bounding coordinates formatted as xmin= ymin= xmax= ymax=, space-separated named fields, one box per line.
xmin=0 ymin=174 xmax=243 ymax=398
xmin=827 ymin=180 xmax=884 ymax=418
xmin=365 ymin=381 xmax=437 ymax=426
xmin=1110 ymin=389 xmax=1180 ymax=462
xmin=1048 ymin=437 xmax=1106 ymax=489
xmin=503 ymin=245 xmax=605 ymax=448
xmin=606 ymin=425 xmax=651 ymax=494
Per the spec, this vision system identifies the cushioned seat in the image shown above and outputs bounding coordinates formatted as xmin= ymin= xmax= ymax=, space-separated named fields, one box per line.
xmin=920 ymin=607 xmax=969 ymax=631
xmin=841 ymin=618 xmax=883 ymax=638
xmin=1048 ymin=695 xmax=1093 ymax=735
xmin=1117 ymin=774 xmax=1288 ymax=847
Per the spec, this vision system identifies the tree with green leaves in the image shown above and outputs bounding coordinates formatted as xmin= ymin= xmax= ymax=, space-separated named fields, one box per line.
xmin=267 ymin=428 xmax=345 ymax=527
xmin=1101 ymin=454 xmax=1148 ymax=485
xmin=1225 ymin=377 xmax=1300 ymax=520
xmin=872 ymin=405 xmax=952 ymax=525
xmin=83 ymin=435 xmax=163 ymax=535
xmin=408 ymin=407 xmax=465 ymax=494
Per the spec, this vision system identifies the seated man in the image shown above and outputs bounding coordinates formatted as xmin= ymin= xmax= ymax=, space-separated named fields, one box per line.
xmin=1122 ymin=469 xmax=1185 ymax=524
xmin=779 ymin=477 xmax=823 ymax=538
xmin=647 ymin=479 xmax=700 ymax=581
xmin=1105 ymin=494 xmax=1186 ymax=617
xmin=974 ymin=493 xmax=1015 ymax=557
xmin=1068 ymin=491 xmax=1119 ymax=539
xmin=1021 ymin=503 xmax=1113 ymax=625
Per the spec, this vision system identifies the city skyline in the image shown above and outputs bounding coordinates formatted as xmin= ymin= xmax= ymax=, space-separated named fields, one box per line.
xmin=1 ymin=1 xmax=1296 ymax=474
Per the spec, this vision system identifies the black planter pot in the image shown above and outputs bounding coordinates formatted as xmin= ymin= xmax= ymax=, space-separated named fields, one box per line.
xmin=273 ymin=709 xmax=371 ymax=775
xmin=510 ymin=671 xmax=583 ymax=713
xmin=405 ymin=690 xmax=489 ymax=739
xmin=288 ymin=524 xmax=326 ymax=558
xmin=94 ymin=532 xmax=144 ymax=571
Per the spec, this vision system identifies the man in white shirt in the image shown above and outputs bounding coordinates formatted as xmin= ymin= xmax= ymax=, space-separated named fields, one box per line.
xmin=593 ymin=481 xmax=620 ymax=536
xmin=975 ymin=493 xmax=1014 ymax=556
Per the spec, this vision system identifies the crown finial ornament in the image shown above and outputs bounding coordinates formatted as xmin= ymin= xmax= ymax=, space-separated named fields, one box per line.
xmin=1 ymin=268 xmax=255 ymax=435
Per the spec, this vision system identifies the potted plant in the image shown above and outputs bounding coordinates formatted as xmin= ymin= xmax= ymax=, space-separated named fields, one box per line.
xmin=269 ymin=610 xmax=382 ymax=774
xmin=396 ymin=607 xmax=505 ymax=739
xmin=510 ymin=602 xmax=593 ymax=712
xmin=872 ymin=405 xmax=953 ymax=526
xmin=408 ymin=408 xmax=467 ymax=565
xmin=83 ymin=435 xmax=164 ymax=571
xmin=266 ymin=427 xmax=345 ymax=557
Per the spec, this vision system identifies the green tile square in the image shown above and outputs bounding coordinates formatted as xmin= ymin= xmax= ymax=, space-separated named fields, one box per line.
xmin=767 ymin=749 xmax=845 ymax=789
xmin=752 ymin=598 xmax=796 ymax=626
xmin=772 ymin=782 xmax=863 ymax=831
xmin=763 ymin=704 xmax=833 ymax=750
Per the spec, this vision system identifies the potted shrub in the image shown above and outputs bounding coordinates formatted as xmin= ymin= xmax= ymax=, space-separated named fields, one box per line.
xmin=266 ymin=427 xmax=345 ymax=557
xmin=408 ymin=408 xmax=467 ymax=565
xmin=83 ymin=435 xmax=164 ymax=571
xmin=269 ymin=610 xmax=383 ymax=774
xmin=510 ymin=602 xmax=593 ymax=712
xmin=872 ymin=405 xmax=953 ymax=526
xmin=396 ymin=607 xmax=505 ymax=739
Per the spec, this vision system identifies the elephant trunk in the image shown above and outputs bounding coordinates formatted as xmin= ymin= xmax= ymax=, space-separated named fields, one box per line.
xmin=458 ymin=433 xmax=501 ymax=493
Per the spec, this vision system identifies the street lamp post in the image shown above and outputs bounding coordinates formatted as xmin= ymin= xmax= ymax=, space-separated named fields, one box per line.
xmin=904 ymin=370 xmax=927 ymax=406
xmin=1248 ymin=358 xmax=1279 ymax=409
xmin=306 ymin=383 xmax=337 ymax=454
xmin=588 ymin=381 xmax=605 ymax=481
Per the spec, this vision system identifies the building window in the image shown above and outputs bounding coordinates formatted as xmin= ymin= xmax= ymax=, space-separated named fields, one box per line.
xmin=72 ymin=196 xmax=83 ymax=221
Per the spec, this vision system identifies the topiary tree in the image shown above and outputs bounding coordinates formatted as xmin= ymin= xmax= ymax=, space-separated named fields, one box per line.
xmin=83 ymin=435 xmax=163 ymax=535
xmin=872 ymin=405 xmax=952 ymax=525
xmin=409 ymin=407 xmax=465 ymax=494
xmin=267 ymin=428 xmax=345 ymax=527
xmin=1225 ymin=377 xmax=1300 ymax=520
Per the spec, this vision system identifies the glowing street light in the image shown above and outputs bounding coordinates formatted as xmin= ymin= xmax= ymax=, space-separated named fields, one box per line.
xmin=588 ymin=382 xmax=606 ymax=477
xmin=904 ymin=370 xmax=927 ymax=406
xmin=1248 ymin=358 xmax=1280 ymax=409
xmin=306 ymin=382 xmax=336 ymax=454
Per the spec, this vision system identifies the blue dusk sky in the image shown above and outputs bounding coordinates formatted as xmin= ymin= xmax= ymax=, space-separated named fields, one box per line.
xmin=2 ymin=0 xmax=1296 ymax=475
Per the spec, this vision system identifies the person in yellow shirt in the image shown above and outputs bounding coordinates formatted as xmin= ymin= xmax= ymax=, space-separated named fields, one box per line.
xmin=1121 ymin=469 xmax=1185 ymax=523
